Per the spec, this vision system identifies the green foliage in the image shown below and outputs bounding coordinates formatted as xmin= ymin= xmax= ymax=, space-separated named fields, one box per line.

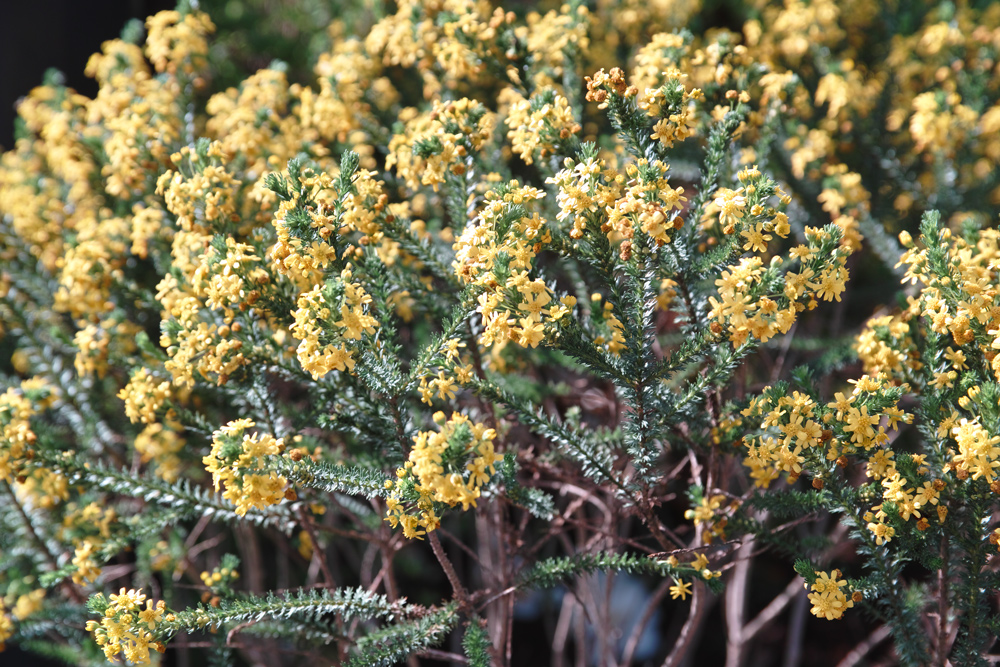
xmin=517 ymin=552 xmax=675 ymax=591
xmin=346 ymin=605 xmax=459 ymax=667
xmin=162 ymin=586 xmax=414 ymax=634
xmin=462 ymin=619 xmax=493 ymax=667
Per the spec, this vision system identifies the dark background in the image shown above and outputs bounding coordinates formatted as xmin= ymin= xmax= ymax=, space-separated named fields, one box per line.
xmin=0 ymin=0 xmax=174 ymax=150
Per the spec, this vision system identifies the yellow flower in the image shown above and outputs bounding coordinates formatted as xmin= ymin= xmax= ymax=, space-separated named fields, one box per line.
xmin=843 ymin=405 xmax=879 ymax=446
xmin=669 ymin=579 xmax=693 ymax=600
xmin=433 ymin=372 xmax=458 ymax=401
xmin=713 ymin=187 xmax=746 ymax=228
xmin=137 ymin=600 xmax=166 ymax=630
xmin=867 ymin=520 xmax=895 ymax=545
xmin=691 ymin=553 xmax=710 ymax=572
xmin=12 ymin=589 xmax=45 ymax=620
xmin=684 ymin=494 xmax=726 ymax=525
xmin=517 ymin=319 xmax=546 ymax=348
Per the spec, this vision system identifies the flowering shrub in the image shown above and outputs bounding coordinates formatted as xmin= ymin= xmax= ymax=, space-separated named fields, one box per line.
xmin=2 ymin=1 xmax=1000 ymax=665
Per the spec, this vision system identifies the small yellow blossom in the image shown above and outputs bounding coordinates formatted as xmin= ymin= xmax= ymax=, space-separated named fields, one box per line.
xmin=807 ymin=570 xmax=854 ymax=620
xmin=669 ymin=579 xmax=693 ymax=600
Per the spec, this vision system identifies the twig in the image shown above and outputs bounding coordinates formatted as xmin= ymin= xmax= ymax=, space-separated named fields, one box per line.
xmin=183 ymin=514 xmax=212 ymax=552
xmin=836 ymin=624 xmax=891 ymax=667
xmin=937 ymin=535 xmax=950 ymax=667
xmin=552 ymin=590 xmax=576 ymax=667
xmin=227 ymin=621 xmax=255 ymax=644
xmin=429 ymin=530 xmax=471 ymax=611
xmin=621 ymin=578 xmax=672 ymax=666
xmin=781 ymin=587 xmax=808 ymax=667
xmin=186 ymin=531 xmax=227 ymax=561
xmin=297 ymin=505 xmax=336 ymax=587
xmin=438 ymin=525 xmax=483 ymax=567
xmin=417 ymin=648 xmax=470 ymax=664
xmin=741 ymin=576 xmax=803 ymax=642
xmin=724 ymin=537 xmax=753 ymax=667
xmin=476 ymin=585 xmax=518 ymax=612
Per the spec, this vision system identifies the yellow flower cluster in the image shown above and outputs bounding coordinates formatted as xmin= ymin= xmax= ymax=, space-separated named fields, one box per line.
xmin=86 ymin=588 xmax=167 ymax=665
xmin=863 ymin=461 xmax=945 ymax=546
xmin=684 ymin=493 xmax=730 ymax=544
xmin=144 ymin=10 xmax=214 ymax=77
xmin=890 ymin=226 xmax=1000 ymax=381
xmin=206 ymin=68 xmax=308 ymax=178
xmin=591 ymin=0 xmax=697 ymax=52
xmin=586 ymin=293 xmax=627 ymax=356
xmin=638 ymin=67 xmax=703 ymax=149
xmin=503 ymin=88 xmax=581 ymax=166
xmin=387 ymin=98 xmax=494 ymax=193
xmin=0 ymin=86 xmax=95 ymax=273
xmin=661 ymin=552 xmax=721 ymax=597
xmin=156 ymin=143 xmax=244 ymax=235
xmin=11 ymin=589 xmax=44 ymax=621
xmin=435 ymin=3 xmax=515 ymax=83
xmin=371 ymin=0 xmax=591 ymax=93
xmin=742 ymin=374 xmax=913 ymax=491
xmin=0 ymin=599 xmax=12 ymax=651
xmin=86 ymin=39 xmax=183 ymax=201
xmin=454 ymin=181 xmax=570 ymax=354
xmin=385 ymin=412 xmax=498 ymax=540
xmin=118 ymin=368 xmax=171 ymax=425
xmin=134 ymin=422 xmax=186 ymax=482
xmin=0 ymin=387 xmax=35 ymax=483
xmin=806 ymin=570 xmax=854 ymax=621
xmin=59 ymin=501 xmax=117 ymax=585
xmin=203 ymin=419 xmax=288 ymax=517
xmin=54 ymin=215 xmax=130 ymax=322
xmin=157 ymin=287 xmax=249 ymax=389
xmin=14 ymin=466 xmax=70 ymax=510
xmin=323 ymin=41 xmax=396 ymax=142
xmin=72 ymin=541 xmax=102 ymax=585
xmin=606 ymin=160 xmax=688 ymax=248
xmin=290 ymin=267 xmax=378 ymax=379
xmin=194 ymin=237 xmax=265 ymax=322
xmin=59 ymin=501 xmax=117 ymax=541
xmin=0 ymin=378 xmax=57 ymax=483
xmin=908 ymin=92 xmax=977 ymax=158
xmin=155 ymin=229 xmax=268 ymax=389
xmin=199 ymin=564 xmax=239 ymax=589
xmin=883 ymin=13 xmax=1000 ymax=191
xmin=709 ymin=175 xmax=851 ymax=347
xmin=270 ymin=163 xmax=394 ymax=285
xmin=952 ymin=418 xmax=1000 ymax=483
xmin=742 ymin=390 xmax=825 ymax=488
xmin=546 ymin=153 xmax=624 ymax=242
xmin=742 ymin=1 xmax=1000 ymax=209
xmin=855 ymin=312 xmax=920 ymax=379
xmin=520 ymin=6 xmax=591 ymax=87
xmin=827 ymin=376 xmax=910 ymax=454
xmin=73 ymin=322 xmax=125 ymax=379
xmin=850 ymin=222 xmax=1000 ymax=543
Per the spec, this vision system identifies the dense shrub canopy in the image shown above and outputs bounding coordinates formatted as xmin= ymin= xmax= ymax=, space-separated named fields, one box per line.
xmin=1 ymin=1 xmax=1000 ymax=665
